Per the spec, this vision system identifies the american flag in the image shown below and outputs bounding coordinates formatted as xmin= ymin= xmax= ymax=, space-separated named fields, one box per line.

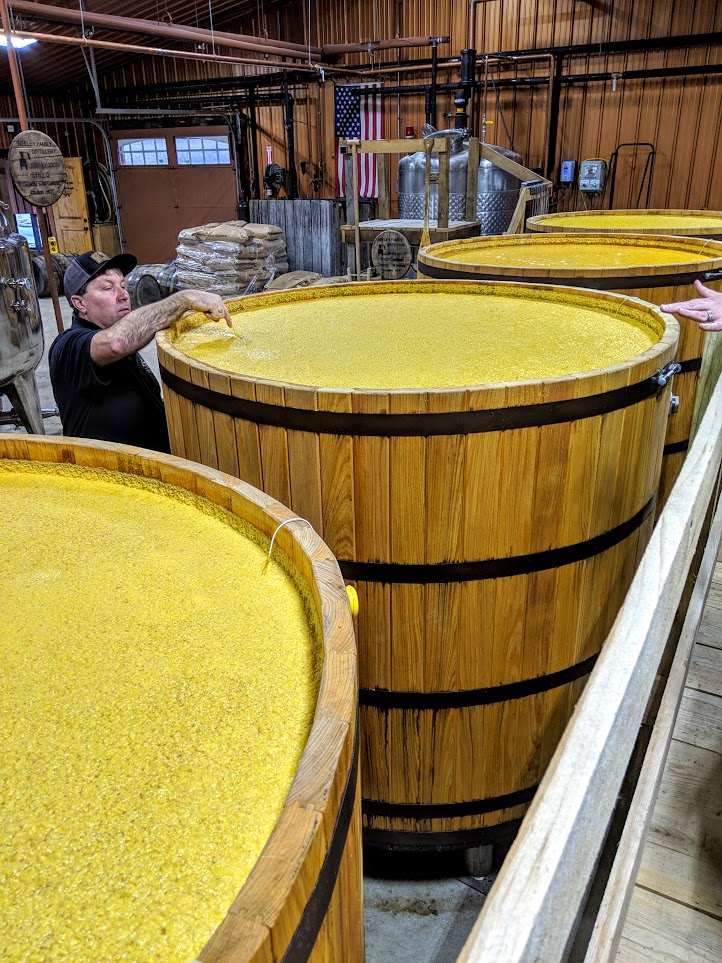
xmin=334 ymin=83 xmax=384 ymax=198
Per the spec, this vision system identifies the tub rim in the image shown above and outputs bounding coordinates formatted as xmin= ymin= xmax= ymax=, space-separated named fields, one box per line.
xmin=0 ymin=434 xmax=359 ymax=963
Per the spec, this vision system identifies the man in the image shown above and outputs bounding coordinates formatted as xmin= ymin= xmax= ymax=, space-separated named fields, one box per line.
xmin=49 ymin=250 xmax=231 ymax=452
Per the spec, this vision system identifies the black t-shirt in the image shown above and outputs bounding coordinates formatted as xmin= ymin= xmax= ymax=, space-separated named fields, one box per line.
xmin=48 ymin=314 xmax=170 ymax=452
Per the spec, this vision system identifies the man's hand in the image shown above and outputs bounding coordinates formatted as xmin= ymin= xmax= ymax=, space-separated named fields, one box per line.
xmin=90 ymin=289 xmax=233 ymax=365
xmin=661 ymin=280 xmax=722 ymax=332
xmin=175 ymin=290 xmax=233 ymax=328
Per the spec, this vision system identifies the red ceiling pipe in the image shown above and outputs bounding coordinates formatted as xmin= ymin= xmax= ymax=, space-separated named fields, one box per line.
xmin=10 ymin=1 xmax=321 ymax=60
xmin=322 ymin=36 xmax=450 ymax=55
xmin=6 ymin=28 xmax=321 ymax=73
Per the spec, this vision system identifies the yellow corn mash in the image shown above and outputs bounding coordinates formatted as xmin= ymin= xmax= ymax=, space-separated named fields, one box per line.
xmin=536 ymin=213 xmax=722 ymax=230
xmin=437 ymin=237 xmax=718 ymax=269
xmin=172 ymin=290 xmax=658 ymax=390
xmin=1 ymin=461 xmax=322 ymax=962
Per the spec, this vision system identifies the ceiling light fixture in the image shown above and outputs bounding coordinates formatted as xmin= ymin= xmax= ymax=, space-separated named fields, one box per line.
xmin=0 ymin=34 xmax=37 ymax=49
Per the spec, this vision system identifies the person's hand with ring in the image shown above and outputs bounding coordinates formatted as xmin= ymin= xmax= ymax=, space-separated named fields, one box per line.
xmin=661 ymin=279 xmax=722 ymax=332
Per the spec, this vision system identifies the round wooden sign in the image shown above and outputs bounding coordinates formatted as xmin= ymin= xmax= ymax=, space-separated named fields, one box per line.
xmin=371 ymin=229 xmax=413 ymax=280
xmin=9 ymin=131 xmax=67 ymax=207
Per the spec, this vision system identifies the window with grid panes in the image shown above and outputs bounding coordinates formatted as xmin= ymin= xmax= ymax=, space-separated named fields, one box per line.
xmin=117 ymin=138 xmax=169 ymax=166
xmin=175 ymin=134 xmax=231 ymax=165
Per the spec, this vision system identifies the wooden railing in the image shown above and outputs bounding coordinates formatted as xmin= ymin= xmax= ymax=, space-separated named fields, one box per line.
xmin=457 ymin=369 xmax=722 ymax=962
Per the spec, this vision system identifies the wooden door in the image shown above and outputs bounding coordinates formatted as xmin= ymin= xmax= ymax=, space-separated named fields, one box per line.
xmin=53 ymin=158 xmax=92 ymax=253
xmin=112 ymin=127 xmax=237 ymax=263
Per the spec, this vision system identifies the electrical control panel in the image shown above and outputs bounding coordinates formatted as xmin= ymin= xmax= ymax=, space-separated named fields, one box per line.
xmin=579 ymin=158 xmax=608 ymax=193
xmin=560 ymin=160 xmax=576 ymax=183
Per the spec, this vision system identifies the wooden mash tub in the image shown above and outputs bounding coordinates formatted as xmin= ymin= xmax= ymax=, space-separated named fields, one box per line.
xmin=0 ymin=435 xmax=363 ymax=963
xmin=157 ymin=280 xmax=678 ymax=849
xmin=418 ymin=234 xmax=722 ymax=511
xmin=526 ymin=208 xmax=722 ymax=240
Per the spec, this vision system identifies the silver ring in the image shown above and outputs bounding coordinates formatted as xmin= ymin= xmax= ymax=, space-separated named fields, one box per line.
xmin=706 ymin=309 xmax=715 ymax=323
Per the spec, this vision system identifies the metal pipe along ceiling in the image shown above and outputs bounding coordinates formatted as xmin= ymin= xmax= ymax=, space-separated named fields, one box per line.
xmin=9 ymin=0 xmax=321 ymax=59
xmin=6 ymin=28 xmax=321 ymax=73
xmin=321 ymin=36 xmax=450 ymax=55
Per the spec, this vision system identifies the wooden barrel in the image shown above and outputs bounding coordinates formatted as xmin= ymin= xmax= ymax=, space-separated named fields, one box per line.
xmin=527 ymin=209 xmax=722 ymax=239
xmin=144 ymin=260 xmax=179 ymax=296
xmin=50 ymin=252 xmax=76 ymax=294
xmin=126 ymin=262 xmax=179 ymax=308
xmin=156 ymin=280 xmax=678 ymax=850
xmin=30 ymin=253 xmax=49 ymax=297
xmin=125 ymin=264 xmax=163 ymax=308
xmin=29 ymin=253 xmax=76 ymax=296
xmin=418 ymin=233 xmax=722 ymax=509
xmin=0 ymin=434 xmax=362 ymax=962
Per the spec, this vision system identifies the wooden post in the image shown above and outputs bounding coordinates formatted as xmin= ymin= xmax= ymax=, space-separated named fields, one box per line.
xmin=0 ymin=0 xmax=64 ymax=333
xmin=506 ymin=187 xmax=530 ymax=235
xmin=378 ymin=153 xmax=390 ymax=220
xmin=420 ymin=140 xmax=433 ymax=249
xmin=479 ymin=142 xmax=553 ymax=186
xmin=351 ymin=143 xmax=361 ymax=281
xmin=438 ymin=149 xmax=450 ymax=229
xmin=466 ymin=136 xmax=480 ymax=223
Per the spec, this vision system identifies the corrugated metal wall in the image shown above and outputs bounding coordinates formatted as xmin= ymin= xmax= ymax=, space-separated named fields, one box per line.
xmin=255 ymin=0 xmax=720 ymax=211
xmin=3 ymin=1 xmax=720 ymax=214
xmin=0 ymin=94 xmax=95 ymax=159
xmin=295 ymin=0 xmax=722 ymax=210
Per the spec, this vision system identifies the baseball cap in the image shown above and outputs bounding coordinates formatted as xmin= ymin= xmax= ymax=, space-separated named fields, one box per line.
xmin=64 ymin=250 xmax=137 ymax=305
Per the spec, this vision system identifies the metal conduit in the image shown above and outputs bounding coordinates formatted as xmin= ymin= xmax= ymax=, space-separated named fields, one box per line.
xmin=106 ymin=59 xmax=722 ymax=116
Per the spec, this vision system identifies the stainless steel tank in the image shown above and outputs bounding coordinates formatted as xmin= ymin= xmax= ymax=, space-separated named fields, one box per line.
xmin=397 ymin=129 xmax=522 ymax=234
xmin=0 ymin=203 xmax=45 ymax=434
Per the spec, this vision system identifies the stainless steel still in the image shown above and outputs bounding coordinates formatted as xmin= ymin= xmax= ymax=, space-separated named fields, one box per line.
xmin=0 ymin=203 xmax=45 ymax=433
xmin=397 ymin=129 xmax=523 ymax=234
xmin=0 ymin=233 xmax=43 ymax=386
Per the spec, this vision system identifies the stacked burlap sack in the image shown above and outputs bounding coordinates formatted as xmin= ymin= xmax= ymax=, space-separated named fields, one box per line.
xmin=175 ymin=220 xmax=288 ymax=296
xmin=265 ymin=271 xmax=357 ymax=291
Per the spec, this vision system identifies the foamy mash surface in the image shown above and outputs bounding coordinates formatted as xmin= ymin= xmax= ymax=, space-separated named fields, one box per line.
xmin=1 ymin=462 xmax=321 ymax=962
xmin=173 ymin=290 xmax=658 ymax=389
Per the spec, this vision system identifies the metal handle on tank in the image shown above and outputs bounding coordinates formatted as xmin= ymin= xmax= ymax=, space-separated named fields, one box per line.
xmin=0 ymin=276 xmax=32 ymax=318
xmin=669 ymin=394 xmax=680 ymax=415
xmin=0 ymin=276 xmax=31 ymax=290
xmin=651 ymin=361 xmax=682 ymax=389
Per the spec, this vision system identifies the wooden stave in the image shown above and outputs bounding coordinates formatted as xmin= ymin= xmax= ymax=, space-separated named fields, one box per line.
xmin=417 ymin=240 xmax=722 ymax=508
xmin=526 ymin=209 xmax=722 ymax=238
xmin=156 ymin=280 xmax=678 ymax=844
xmin=158 ymin=281 xmax=677 ymax=559
xmin=356 ymin=507 xmax=656 ymax=841
xmin=0 ymin=434 xmax=362 ymax=963
xmin=158 ymin=380 xmax=664 ymax=844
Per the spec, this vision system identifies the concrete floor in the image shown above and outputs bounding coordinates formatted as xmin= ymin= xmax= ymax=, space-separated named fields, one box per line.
xmin=363 ymin=849 xmax=496 ymax=963
xmin=1 ymin=294 xmax=498 ymax=961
